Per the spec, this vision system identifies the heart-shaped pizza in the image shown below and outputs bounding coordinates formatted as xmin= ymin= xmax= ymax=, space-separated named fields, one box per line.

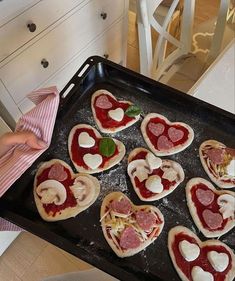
xmin=100 ymin=192 xmax=164 ymax=257
xmin=186 ymin=177 xmax=235 ymax=238
xmin=199 ymin=140 xmax=235 ymax=189
xmin=68 ymin=124 xmax=125 ymax=174
xmin=168 ymin=226 xmax=235 ymax=281
xmin=127 ymin=147 xmax=185 ymax=201
xmin=91 ymin=89 xmax=141 ymax=133
xmin=34 ymin=159 xmax=100 ymax=221
xmin=141 ymin=113 xmax=194 ymax=156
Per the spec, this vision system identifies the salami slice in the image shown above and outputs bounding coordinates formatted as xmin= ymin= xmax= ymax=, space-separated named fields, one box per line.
xmin=202 ymin=209 xmax=223 ymax=230
xmin=148 ymin=122 xmax=165 ymax=136
xmin=111 ymin=197 xmax=132 ymax=215
xmin=157 ymin=135 xmax=174 ymax=151
xmin=195 ymin=188 xmax=215 ymax=206
xmin=95 ymin=95 xmax=112 ymax=109
xmin=168 ymin=127 xmax=184 ymax=142
xmin=136 ymin=211 xmax=156 ymax=232
xmin=119 ymin=226 xmax=141 ymax=249
xmin=48 ymin=163 xmax=68 ymax=182
xmin=205 ymin=148 xmax=224 ymax=165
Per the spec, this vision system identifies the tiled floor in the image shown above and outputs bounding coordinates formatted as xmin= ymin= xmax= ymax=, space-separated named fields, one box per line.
xmin=0 ymin=1 xmax=234 ymax=281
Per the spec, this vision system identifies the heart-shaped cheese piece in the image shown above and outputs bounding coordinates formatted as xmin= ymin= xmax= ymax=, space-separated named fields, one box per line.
xmin=78 ymin=132 xmax=95 ymax=148
xmin=179 ymin=240 xmax=200 ymax=261
xmin=217 ymin=194 xmax=235 ymax=219
xmin=145 ymin=175 xmax=163 ymax=193
xmin=186 ymin=178 xmax=235 ymax=238
xmin=191 ymin=266 xmax=214 ymax=281
xmin=100 ymin=192 xmax=164 ymax=257
xmin=108 ymin=108 xmax=124 ymax=122
xmin=83 ymin=153 xmax=102 ymax=170
xmin=146 ymin=152 xmax=162 ymax=170
xmin=207 ymin=251 xmax=229 ymax=272
xmin=34 ymin=159 xmax=100 ymax=222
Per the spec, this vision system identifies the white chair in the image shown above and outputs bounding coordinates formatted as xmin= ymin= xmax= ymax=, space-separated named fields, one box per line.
xmin=136 ymin=0 xmax=230 ymax=84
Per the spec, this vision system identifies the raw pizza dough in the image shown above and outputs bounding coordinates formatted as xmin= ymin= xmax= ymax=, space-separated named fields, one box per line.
xmin=100 ymin=192 xmax=164 ymax=257
xmin=127 ymin=147 xmax=185 ymax=201
xmin=68 ymin=124 xmax=125 ymax=174
xmin=91 ymin=89 xmax=140 ymax=133
xmin=186 ymin=177 xmax=235 ymax=238
xmin=141 ymin=113 xmax=194 ymax=156
xmin=168 ymin=226 xmax=235 ymax=281
xmin=34 ymin=159 xmax=100 ymax=221
xmin=199 ymin=140 xmax=235 ymax=189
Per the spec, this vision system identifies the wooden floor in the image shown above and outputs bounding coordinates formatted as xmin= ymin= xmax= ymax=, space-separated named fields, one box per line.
xmin=0 ymin=1 xmax=227 ymax=281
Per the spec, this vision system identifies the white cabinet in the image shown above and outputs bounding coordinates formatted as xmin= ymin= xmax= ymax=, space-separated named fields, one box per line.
xmin=0 ymin=0 xmax=129 ymax=125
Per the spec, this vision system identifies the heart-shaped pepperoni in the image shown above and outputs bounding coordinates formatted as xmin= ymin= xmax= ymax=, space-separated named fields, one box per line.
xmin=168 ymin=226 xmax=235 ymax=281
xmin=148 ymin=122 xmax=165 ymax=136
xmin=101 ymin=192 xmax=164 ymax=257
xmin=157 ymin=135 xmax=174 ymax=151
xmin=186 ymin=178 xmax=235 ymax=238
xmin=168 ymin=127 xmax=184 ymax=142
xmin=95 ymin=95 xmax=112 ymax=109
xmin=195 ymin=188 xmax=215 ymax=206
xmin=48 ymin=163 xmax=68 ymax=182
xmin=34 ymin=159 xmax=100 ymax=221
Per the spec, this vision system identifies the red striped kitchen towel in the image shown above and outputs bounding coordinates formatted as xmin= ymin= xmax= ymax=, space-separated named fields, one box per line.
xmin=0 ymin=86 xmax=60 ymax=198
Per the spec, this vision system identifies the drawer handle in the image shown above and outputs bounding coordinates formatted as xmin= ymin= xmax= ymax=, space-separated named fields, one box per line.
xmin=41 ymin=59 xmax=49 ymax=68
xmin=100 ymin=12 xmax=107 ymax=20
xmin=103 ymin=53 xmax=109 ymax=59
xmin=27 ymin=23 xmax=37 ymax=33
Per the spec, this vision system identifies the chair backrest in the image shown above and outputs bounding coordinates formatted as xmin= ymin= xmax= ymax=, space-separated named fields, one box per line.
xmin=137 ymin=0 xmax=195 ymax=80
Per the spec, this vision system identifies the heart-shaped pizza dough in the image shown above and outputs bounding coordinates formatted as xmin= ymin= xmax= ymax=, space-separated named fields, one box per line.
xmin=141 ymin=113 xmax=194 ymax=156
xmin=68 ymin=124 xmax=125 ymax=174
xmin=127 ymin=148 xmax=185 ymax=201
xmin=34 ymin=159 xmax=100 ymax=221
xmin=199 ymin=140 xmax=235 ymax=189
xmin=91 ymin=89 xmax=140 ymax=133
xmin=168 ymin=226 xmax=235 ymax=281
xmin=186 ymin=177 xmax=235 ymax=238
xmin=100 ymin=192 xmax=164 ymax=257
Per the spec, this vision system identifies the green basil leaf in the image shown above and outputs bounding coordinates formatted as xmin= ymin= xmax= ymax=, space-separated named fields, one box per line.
xmin=99 ymin=138 xmax=116 ymax=157
xmin=125 ymin=105 xmax=141 ymax=117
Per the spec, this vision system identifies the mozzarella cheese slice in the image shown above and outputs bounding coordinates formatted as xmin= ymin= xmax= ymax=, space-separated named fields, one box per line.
xmin=226 ymin=159 xmax=235 ymax=176
xmin=78 ymin=132 xmax=95 ymax=148
xmin=179 ymin=240 xmax=200 ymax=261
xmin=146 ymin=152 xmax=162 ymax=170
xmin=145 ymin=175 xmax=163 ymax=193
xmin=83 ymin=153 xmax=102 ymax=170
xmin=108 ymin=108 xmax=124 ymax=122
xmin=191 ymin=266 xmax=214 ymax=281
xmin=207 ymin=251 xmax=229 ymax=272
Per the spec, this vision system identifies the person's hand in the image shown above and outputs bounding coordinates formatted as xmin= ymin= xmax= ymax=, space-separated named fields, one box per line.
xmin=0 ymin=131 xmax=47 ymax=158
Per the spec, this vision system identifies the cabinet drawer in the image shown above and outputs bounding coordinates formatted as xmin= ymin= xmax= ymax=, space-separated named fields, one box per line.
xmin=0 ymin=0 xmax=125 ymax=104
xmin=18 ymin=20 xmax=125 ymax=114
xmin=0 ymin=0 xmax=85 ymax=62
xmin=0 ymin=0 xmax=39 ymax=27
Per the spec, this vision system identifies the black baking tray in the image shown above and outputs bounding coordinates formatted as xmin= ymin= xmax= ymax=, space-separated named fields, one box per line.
xmin=0 ymin=56 xmax=234 ymax=281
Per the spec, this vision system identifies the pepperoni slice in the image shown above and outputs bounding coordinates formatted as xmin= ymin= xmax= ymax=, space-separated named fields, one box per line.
xmin=111 ymin=198 xmax=132 ymax=215
xmin=202 ymin=209 xmax=223 ymax=230
xmin=195 ymin=188 xmax=215 ymax=206
xmin=119 ymin=226 xmax=141 ymax=249
xmin=157 ymin=135 xmax=174 ymax=151
xmin=148 ymin=122 xmax=165 ymax=136
xmin=48 ymin=163 xmax=68 ymax=182
xmin=168 ymin=127 xmax=184 ymax=142
xmin=95 ymin=95 xmax=112 ymax=109
xmin=206 ymin=148 xmax=224 ymax=165
xmin=136 ymin=211 xmax=156 ymax=232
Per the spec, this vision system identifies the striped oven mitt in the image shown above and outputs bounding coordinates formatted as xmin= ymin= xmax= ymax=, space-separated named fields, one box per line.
xmin=0 ymin=86 xmax=60 ymax=231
